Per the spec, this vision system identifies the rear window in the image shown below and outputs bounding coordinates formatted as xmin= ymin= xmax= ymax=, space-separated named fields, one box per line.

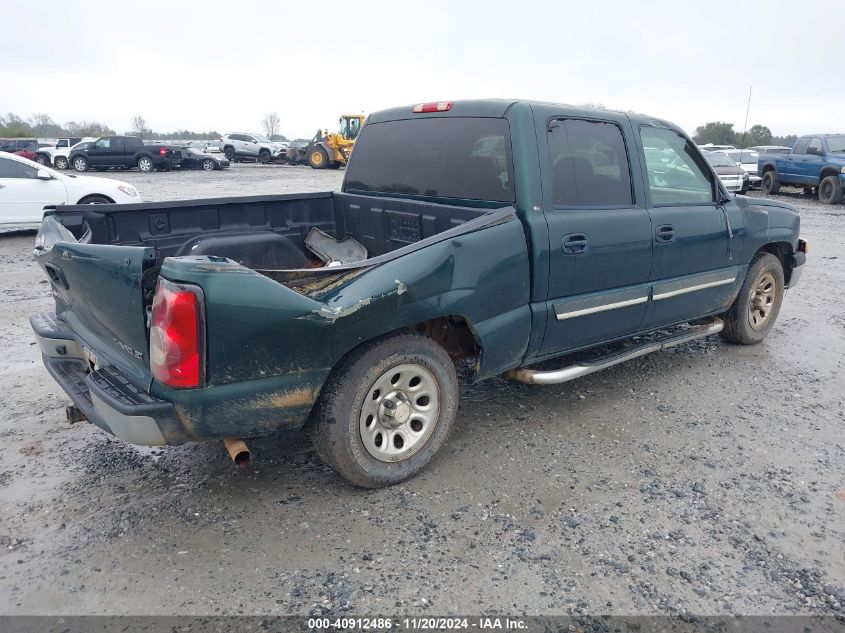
xmin=344 ymin=117 xmax=515 ymax=203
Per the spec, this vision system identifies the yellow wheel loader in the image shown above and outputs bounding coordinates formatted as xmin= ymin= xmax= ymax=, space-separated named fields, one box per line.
xmin=299 ymin=114 xmax=364 ymax=169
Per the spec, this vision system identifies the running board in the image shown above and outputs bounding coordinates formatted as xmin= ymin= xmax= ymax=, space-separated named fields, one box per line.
xmin=506 ymin=318 xmax=723 ymax=385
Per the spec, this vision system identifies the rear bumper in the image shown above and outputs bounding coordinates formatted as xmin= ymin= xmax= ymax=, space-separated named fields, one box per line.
xmin=31 ymin=313 xmax=186 ymax=446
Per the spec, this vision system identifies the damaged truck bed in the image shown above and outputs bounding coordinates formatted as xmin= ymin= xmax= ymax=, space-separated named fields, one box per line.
xmin=32 ymin=190 xmax=530 ymax=447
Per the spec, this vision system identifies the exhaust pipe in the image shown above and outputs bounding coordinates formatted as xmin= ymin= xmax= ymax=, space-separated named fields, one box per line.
xmin=223 ymin=438 xmax=251 ymax=468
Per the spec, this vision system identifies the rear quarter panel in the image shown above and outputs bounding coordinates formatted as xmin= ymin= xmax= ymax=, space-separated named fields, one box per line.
xmin=156 ymin=214 xmax=532 ymax=438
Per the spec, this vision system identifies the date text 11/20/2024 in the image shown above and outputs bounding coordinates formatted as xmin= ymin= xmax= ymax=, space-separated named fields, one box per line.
xmin=307 ymin=616 xmax=528 ymax=630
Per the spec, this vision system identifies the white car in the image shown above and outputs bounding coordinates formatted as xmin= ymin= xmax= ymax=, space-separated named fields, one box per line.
xmin=724 ymin=149 xmax=762 ymax=189
xmin=0 ymin=152 xmax=140 ymax=226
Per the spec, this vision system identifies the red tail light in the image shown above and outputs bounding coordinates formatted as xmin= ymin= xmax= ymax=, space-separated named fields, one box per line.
xmin=412 ymin=101 xmax=452 ymax=113
xmin=159 ymin=147 xmax=167 ymax=156
xmin=149 ymin=279 xmax=205 ymax=389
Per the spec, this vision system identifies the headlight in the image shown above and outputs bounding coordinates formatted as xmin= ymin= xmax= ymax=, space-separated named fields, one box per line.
xmin=840 ymin=166 xmax=845 ymax=174
xmin=117 ymin=185 xmax=138 ymax=197
xmin=742 ymin=173 xmax=749 ymax=180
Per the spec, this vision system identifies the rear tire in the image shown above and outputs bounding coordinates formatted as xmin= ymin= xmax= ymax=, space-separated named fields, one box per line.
xmin=312 ymin=333 xmax=459 ymax=488
xmin=35 ymin=154 xmax=48 ymax=166
xmin=137 ymin=156 xmax=154 ymax=172
xmin=201 ymin=158 xmax=216 ymax=171
xmin=818 ymin=175 xmax=843 ymax=205
xmin=308 ymin=147 xmax=328 ymax=169
xmin=720 ymin=252 xmax=784 ymax=345
xmin=761 ymin=170 xmax=780 ymax=195
xmin=55 ymin=156 xmax=69 ymax=170
xmin=72 ymin=156 xmax=89 ymax=172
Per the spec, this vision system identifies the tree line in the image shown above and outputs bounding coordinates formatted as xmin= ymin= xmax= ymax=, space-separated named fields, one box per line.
xmin=0 ymin=112 xmax=223 ymax=141
xmin=693 ymin=121 xmax=798 ymax=148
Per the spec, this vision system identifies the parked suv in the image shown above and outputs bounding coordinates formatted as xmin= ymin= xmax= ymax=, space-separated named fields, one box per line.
xmin=219 ymin=133 xmax=283 ymax=163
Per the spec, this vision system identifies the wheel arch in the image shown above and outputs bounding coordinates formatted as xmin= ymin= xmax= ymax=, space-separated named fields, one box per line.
xmin=76 ymin=194 xmax=115 ymax=204
xmin=757 ymin=241 xmax=794 ymax=284
xmin=820 ymin=166 xmax=840 ymax=181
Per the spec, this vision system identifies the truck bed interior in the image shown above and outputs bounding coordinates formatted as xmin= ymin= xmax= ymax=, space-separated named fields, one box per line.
xmin=55 ymin=192 xmax=495 ymax=273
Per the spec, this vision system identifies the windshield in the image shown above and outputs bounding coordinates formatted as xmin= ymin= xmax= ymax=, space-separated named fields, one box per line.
xmin=253 ymin=134 xmax=270 ymax=143
xmin=725 ymin=150 xmax=759 ymax=163
xmin=827 ymin=135 xmax=845 ymax=153
xmin=704 ymin=152 xmax=736 ymax=168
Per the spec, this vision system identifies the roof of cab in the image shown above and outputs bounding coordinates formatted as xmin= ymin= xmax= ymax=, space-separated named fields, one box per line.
xmin=365 ymin=98 xmax=682 ymax=133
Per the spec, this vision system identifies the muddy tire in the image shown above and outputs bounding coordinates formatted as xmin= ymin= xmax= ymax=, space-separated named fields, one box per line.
xmin=818 ymin=175 xmax=843 ymax=205
xmin=720 ymin=252 xmax=784 ymax=345
xmin=312 ymin=333 xmax=459 ymax=488
xmin=308 ymin=147 xmax=328 ymax=169
xmin=761 ymin=170 xmax=780 ymax=195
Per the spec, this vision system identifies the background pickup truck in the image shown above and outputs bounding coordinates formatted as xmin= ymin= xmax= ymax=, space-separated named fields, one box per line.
xmin=759 ymin=134 xmax=845 ymax=204
xmin=68 ymin=135 xmax=183 ymax=173
xmin=32 ymin=99 xmax=806 ymax=488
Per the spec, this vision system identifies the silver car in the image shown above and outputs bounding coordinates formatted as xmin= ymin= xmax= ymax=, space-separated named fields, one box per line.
xmin=218 ymin=133 xmax=283 ymax=163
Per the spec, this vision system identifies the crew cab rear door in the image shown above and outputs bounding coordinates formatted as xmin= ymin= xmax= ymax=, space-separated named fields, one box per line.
xmin=533 ymin=107 xmax=653 ymax=356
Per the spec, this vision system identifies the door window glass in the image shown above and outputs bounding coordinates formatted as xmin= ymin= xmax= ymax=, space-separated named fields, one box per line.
xmin=93 ymin=138 xmax=110 ymax=149
xmin=547 ymin=119 xmax=633 ymax=207
xmin=793 ymin=138 xmax=809 ymax=155
xmin=0 ymin=156 xmax=38 ymax=178
xmin=345 ymin=117 xmax=514 ymax=203
xmin=640 ymin=127 xmax=715 ymax=205
xmin=807 ymin=137 xmax=822 ymax=155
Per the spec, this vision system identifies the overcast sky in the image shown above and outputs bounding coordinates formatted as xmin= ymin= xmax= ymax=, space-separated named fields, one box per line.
xmin=3 ymin=0 xmax=842 ymax=139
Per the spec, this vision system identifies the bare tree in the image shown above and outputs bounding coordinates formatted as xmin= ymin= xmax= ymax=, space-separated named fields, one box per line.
xmin=131 ymin=114 xmax=152 ymax=138
xmin=262 ymin=112 xmax=281 ymax=139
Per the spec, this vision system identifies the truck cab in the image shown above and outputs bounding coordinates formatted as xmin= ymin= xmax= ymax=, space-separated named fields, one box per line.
xmin=759 ymin=134 xmax=845 ymax=204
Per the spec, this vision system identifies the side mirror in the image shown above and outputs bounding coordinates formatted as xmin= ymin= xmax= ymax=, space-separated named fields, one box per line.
xmin=36 ymin=169 xmax=52 ymax=180
xmin=807 ymin=146 xmax=821 ymax=155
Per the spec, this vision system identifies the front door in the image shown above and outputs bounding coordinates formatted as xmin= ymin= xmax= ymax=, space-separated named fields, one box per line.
xmin=536 ymin=111 xmax=653 ymax=356
xmin=637 ymin=126 xmax=742 ymax=329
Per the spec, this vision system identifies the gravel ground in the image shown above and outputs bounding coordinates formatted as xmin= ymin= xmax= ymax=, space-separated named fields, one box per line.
xmin=0 ymin=168 xmax=843 ymax=617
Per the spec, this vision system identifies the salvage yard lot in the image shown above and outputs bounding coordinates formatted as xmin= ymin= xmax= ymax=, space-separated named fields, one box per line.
xmin=1 ymin=165 xmax=843 ymax=616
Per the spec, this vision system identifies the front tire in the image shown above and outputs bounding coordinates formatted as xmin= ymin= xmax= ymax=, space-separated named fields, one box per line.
xmin=201 ymin=158 xmax=216 ymax=171
xmin=259 ymin=149 xmax=271 ymax=164
xmin=761 ymin=170 xmax=780 ymax=195
xmin=312 ymin=333 xmax=459 ymax=488
xmin=77 ymin=194 xmax=113 ymax=205
xmin=308 ymin=147 xmax=328 ymax=169
xmin=72 ymin=156 xmax=89 ymax=172
xmin=137 ymin=156 xmax=154 ymax=172
xmin=223 ymin=146 xmax=235 ymax=160
xmin=720 ymin=252 xmax=784 ymax=345
xmin=35 ymin=154 xmax=48 ymax=166
xmin=55 ymin=156 xmax=69 ymax=170
xmin=818 ymin=175 xmax=843 ymax=205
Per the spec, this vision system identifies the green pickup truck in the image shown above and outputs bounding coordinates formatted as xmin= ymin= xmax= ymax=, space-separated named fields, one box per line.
xmin=31 ymin=100 xmax=806 ymax=488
